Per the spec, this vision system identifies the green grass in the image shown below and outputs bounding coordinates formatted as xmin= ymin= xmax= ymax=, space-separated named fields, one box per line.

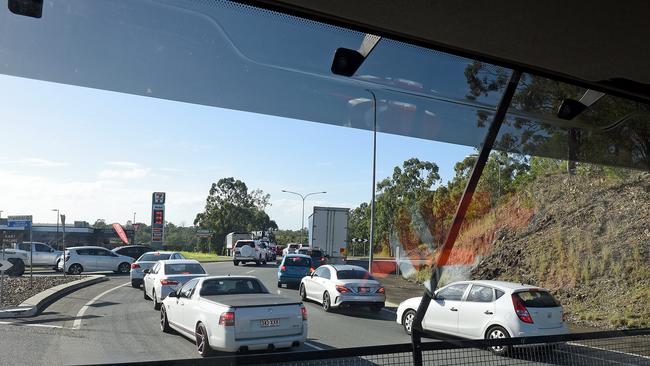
xmin=179 ymin=251 xmax=231 ymax=262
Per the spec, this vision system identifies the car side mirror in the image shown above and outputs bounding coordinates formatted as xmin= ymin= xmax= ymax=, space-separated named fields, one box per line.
xmin=168 ymin=291 xmax=178 ymax=298
xmin=143 ymin=269 xmax=150 ymax=274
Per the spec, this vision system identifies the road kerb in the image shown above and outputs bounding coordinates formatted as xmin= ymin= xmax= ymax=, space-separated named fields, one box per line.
xmin=0 ymin=275 xmax=108 ymax=318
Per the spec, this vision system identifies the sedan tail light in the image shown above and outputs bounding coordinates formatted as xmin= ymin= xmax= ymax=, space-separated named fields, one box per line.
xmin=160 ymin=279 xmax=179 ymax=286
xmin=131 ymin=263 xmax=140 ymax=269
xmin=512 ymin=294 xmax=534 ymax=324
xmin=309 ymin=267 xmax=315 ymax=274
xmin=335 ymin=285 xmax=351 ymax=293
xmin=219 ymin=311 xmax=235 ymax=326
xmin=376 ymin=287 xmax=385 ymax=294
xmin=280 ymin=265 xmax=286 ymax=272
xmin=301 ymin=306 xmax=308 ymax=321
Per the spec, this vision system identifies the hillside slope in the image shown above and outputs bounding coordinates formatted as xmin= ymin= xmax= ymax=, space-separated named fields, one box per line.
xmin=470 ymin=172 xmax=650 ymax=328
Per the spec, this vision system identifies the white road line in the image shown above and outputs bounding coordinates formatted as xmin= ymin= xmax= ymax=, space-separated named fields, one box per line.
xmin=0 ymin=321 xmax=64 ymax=329
xmin=304 ymin=341 xmax=326 ymax=351
xmin=72 ymin=282 xmax=129 ymax=330
xmin=568 ymin=341 xmax=650 ymax=360
xmin=245 ymin=270 xmax=255 ymax=274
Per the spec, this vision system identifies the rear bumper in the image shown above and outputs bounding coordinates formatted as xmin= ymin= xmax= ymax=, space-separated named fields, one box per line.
xmin=211 ymin=324 xmax=308 ymax=352
xmin=130 ymin=270 xmax=144 ymax=280
xmin=277 ymin=275 xmax=306 ymax=284
xmin=511 ymin=323 xmax=570 ymax=337
xmin=234 ymin=256 xmax=258 ymax=261
xmin=334 ymin=294 xmax=386 ymax=307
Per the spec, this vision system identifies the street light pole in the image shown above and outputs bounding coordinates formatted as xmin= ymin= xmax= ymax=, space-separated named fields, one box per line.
xmin=133 ymin=212 xmax=136 ymax=245
xmin=52 ymin=209 xmax=59 ymax=249
xmin=281 ymin=190 xmax=326 ymax=245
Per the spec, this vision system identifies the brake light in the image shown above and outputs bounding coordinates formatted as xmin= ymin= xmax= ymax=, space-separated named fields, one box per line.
xmin=309 ymin=267 xmax=315 ymax=273
xmin=320 ymin=257 xmax=325 ymax=262
xmin=280 ymin=265 xmax=286 ymax=272
xmin=336 ymin=285 xmax=351 ymax=293
xmin=377 ymin=287 xmax=385 ymax=294
xmin=160 ymin=279 xmax=179 ymax=286
xmin=512 ymin=294 xmax=534 ymax=324
xmin=219 ymin=311 xmax=235 ymax=326
xmin=131 ymin=263 xmax=140 ymax=269
xmin=301 ymin=306 xmax=308 ymax=321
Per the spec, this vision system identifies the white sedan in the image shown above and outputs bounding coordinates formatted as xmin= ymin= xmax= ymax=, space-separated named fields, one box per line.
xmin=143 ymin=260 xmax=207 ymax=310
xmin=299 ymin=264 xmax=385 ymax=312
xmin=160 ymin=276 xmax=308 ymax=356
xmin=396 ymin=280 xmax=569 ymax=355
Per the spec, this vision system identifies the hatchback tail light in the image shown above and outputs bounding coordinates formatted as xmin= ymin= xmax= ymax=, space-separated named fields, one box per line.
xmin=219 ymin=311 xmax=235 ymax=326
xmin=301 ymin=306 xmax=308 ymax=321
xmin=131 ymin=263 xmax=140 ymax=269
xmin=280 ymin=265 xmax=286 ymax=272
xmin=160 ymin=279 xmax=179 ymax=286
xmin=336 ymin=285 xmax=351 ymax=293
xmin=512 ymin=294 xmax=534 ymax=324
xmin=376 ymin=287 xmax=385 ymax=294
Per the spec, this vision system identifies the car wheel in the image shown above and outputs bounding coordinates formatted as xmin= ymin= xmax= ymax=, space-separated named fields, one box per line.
xmin=486 ymin=325 xmax=511 ymax=356
xmin=131 ymin=279 xmax=140 ymax=288
xmin=152 ymin=290 xmax=161 ymax=310
xmin=233 ymin=261 xmax=239 ymax=266
xmin=118 ymin=262 xmax=130 ymax=274
xmin=6 ymin=258 xmax=25 ymax=277
xmin=160 ymin=306 xmax=172 ymax=333
xmin=322 ymin=292 xmax=332 ymax=312
xmin=195 ymin=323 xmax=214 ymax=357
xmin=402 ymin=310 xmax=416 ymax=335
xmin=68 ymin=264 xmax=83 ymax=275
xmin=255 ymin=260 xmax=260 ymax=266
xmin=299 ymin=284 xmax=307 ymax=301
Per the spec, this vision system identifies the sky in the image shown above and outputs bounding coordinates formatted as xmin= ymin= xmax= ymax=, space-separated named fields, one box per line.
xmin=0 ymin=74 xmax=475 ymax=229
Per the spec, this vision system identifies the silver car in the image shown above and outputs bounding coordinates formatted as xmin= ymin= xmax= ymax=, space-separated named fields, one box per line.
xmin=130 ymin=251 xmax=185 ymax=288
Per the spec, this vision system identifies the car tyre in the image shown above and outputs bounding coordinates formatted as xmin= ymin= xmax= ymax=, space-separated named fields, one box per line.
xmin=322 ymin=291 xmax=332 ymax=312
xmin=195 ymin=322 xmax=214 ymax=357
xmin=160 ymin=306 xmax=172 ymax=333
xmin=6 ymin=258 xmax=25 ymax=277
xmin=67 ymin=263 xmax=83 ymax=275
xmin=255 ymin=260 xmax=261 ymax=266
xmin=152 ymin=290 xmax=161 ymax=310
xmin=117 ymin=262 xmax=130 ymax=274
xmin=299 ymin=284 xmax=307 ymax=301
xmin=402 ymin=310 xmax=416 ymax=335
xmin=131 ymin=279 xmax=140 ymax=288
xmin=233 ymin=261 xmax=239 ymax=266
xmin=486 ymin=325 xmax=511 ymax=356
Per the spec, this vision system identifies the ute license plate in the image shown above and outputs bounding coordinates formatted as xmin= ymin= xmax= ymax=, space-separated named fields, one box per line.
xmin=260 ymin=319 xmax=280 ymax=327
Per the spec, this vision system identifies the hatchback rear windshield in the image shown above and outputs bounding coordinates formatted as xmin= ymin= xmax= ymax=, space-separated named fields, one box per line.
xmin=164 ymin=263 xmax=205 ymax=275
xmin=200 ymin=278 xmax=267 ymax=296
xmin=285 ymin=257 xmax=311 ymax=267
xmin=337 ymin=270 xmax=375 ymax=280
xmin=139 ymin=253 xmax=171 ymax=261
xmin=515 ymin=290 xmax=560 ymax=308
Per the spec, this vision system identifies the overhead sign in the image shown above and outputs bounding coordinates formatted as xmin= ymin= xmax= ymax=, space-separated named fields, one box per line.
xmin=7 ymin=215 xmax=33 ymax=228
xmin=196 ymin=229 xmax=212 ymax=238
xmin=0 ymin=260 xmax=13 ymax=271
xmin=112 ymin=223 xmax=129 ymax=245
xmin=151 ymin=192 xmax=166 ymax=248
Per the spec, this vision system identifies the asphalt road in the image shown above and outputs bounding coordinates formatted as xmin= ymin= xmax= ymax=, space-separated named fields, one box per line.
xmin=1 ymin=262 xmax=648 ymax=366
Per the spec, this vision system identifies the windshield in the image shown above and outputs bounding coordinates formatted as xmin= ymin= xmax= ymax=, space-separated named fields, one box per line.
xmin=0 ymin=1 xmax=648 ymax=365
xmin=164 ymin=263 xmax=205 ymax=275
xmin=200 ymin=278 xmax=267 ymax=296
xmin=138 ymin=253 xmax=171 ymax=261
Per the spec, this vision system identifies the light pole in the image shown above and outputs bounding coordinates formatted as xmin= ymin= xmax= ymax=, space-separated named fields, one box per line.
xmin=52 ymin=209 xmax=59 ymax=249
xmin=133 ymin=212 xmax=137 ymax=245
xmin=281 ymin=190 xmax=326 ymax=245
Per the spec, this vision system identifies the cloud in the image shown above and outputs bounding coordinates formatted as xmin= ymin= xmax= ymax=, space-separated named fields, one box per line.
xmin=0 ymin=157 xmax=69 ymax=167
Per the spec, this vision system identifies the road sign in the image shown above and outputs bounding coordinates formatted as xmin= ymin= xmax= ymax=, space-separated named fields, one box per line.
xmin=351 ymin=238 xmax=368 ymax=243
xmin=196 ymin=229 xmax=212 ymax=238
xmin=7 ymin=215 xmax=33 ymax=228
xmin=0 ymin=260 xmax=13 ymax=271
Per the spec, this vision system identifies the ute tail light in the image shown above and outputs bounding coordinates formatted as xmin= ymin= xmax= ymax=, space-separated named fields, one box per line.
xmin=512 ymin=294 xmax=534 ymax=324
xmin=219 ymin=311 xmax=235 ymax=326
xmin=336 ymin=285 xmax=351 ymax=293
xmin=131 ymin=263 xmax=140 ymax=269
xmin=301 ymin=306 xmax=308 ymax=321
xmin=280 ymin=265 xmax=286 ymax=272
xmin=376 ymin=287 xmax=385 ymax=294
xmin=160 ymin=279 xmax=179 ymax=286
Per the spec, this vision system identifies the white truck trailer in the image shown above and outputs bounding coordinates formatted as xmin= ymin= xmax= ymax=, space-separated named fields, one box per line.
xmin=307 ymin=206 xmax=349 ymax=264
xmin=225 ymin=232 xmax=251 ymax=256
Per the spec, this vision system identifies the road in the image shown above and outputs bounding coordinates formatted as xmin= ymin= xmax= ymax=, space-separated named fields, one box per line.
xmin=0 ymin=261 xmax=411 ymax=365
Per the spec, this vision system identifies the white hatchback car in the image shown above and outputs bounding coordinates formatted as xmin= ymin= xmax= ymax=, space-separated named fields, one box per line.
xmin=396 ymin=280 xmax=568 ymax=355
xmin=143 ymin=259 xmax=208 ymax=310
xmin=299 ymin=265 xmax=385 ymax=312
xmin=130 ymin=251 xmax=185 ymax=288
xmin=58 ymin=246 xmax=134 ymax=275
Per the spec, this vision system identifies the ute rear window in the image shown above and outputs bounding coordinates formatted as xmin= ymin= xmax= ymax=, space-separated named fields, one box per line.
xmin=200 ymin=278 xmax=267 ymax=296
xmin=139 ymin=253 xmax=171 ymax=261
xmin=515 ymin=290 xmax=560 ymax=308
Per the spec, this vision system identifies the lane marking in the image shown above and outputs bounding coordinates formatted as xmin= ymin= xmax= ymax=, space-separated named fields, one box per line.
xmin=304 ymin=341 xmax=326 ymax=351
xmin=567 ymin=341 xmax=650 ymax=360
xmin=0 ymin=320 xmax=64 ymax=329
xmin=245 ymin=270 xmax=255 ymax=274
xmin=72 ymin=282 xmax=129 ymax=330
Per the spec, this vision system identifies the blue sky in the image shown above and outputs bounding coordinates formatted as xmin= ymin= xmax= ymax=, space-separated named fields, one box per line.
xmin=0 ymin=74 xmax=474 ymax=229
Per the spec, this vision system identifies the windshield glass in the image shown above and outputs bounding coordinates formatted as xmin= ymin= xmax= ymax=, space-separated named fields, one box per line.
xmin=200 ymin=278 xmax=267 ymax=296
xmin=337 ymin=270 xmax=375 ymax=280
xmin=164 ymin=263 xmax=205 ymax=275
xmin=138 ymin=253 xmax=171 ymax=261
xmin=285 ymin=257 xmax=312 ymax=267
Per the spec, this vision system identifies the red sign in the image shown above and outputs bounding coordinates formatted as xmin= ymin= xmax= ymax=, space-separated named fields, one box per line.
xmin=112 ymin=223 xmax=129 ymax=245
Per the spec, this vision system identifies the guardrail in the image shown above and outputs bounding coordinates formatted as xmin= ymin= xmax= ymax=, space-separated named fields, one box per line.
xmin=88 ymin=328 xmax=650 ymax=366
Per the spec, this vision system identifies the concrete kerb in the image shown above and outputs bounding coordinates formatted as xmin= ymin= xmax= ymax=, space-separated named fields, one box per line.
xmin=0 ymin=275 xmax=108 ymax=318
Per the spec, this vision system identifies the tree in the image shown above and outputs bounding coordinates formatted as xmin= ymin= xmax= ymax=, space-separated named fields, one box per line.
xmin=93 ymin=219 xmax=108 ymax=229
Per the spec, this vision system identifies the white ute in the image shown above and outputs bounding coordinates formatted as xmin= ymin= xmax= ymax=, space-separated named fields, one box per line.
xmin=160 ymin=276 xmax=308 ymax=356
